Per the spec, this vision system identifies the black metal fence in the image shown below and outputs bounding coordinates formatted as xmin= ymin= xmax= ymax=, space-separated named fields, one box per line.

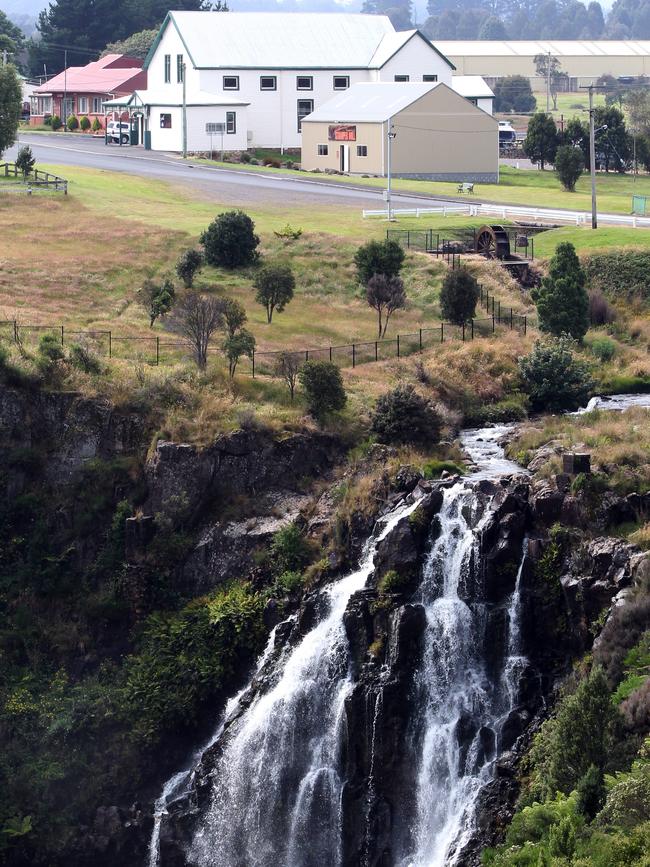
xmin=387 ymin=226 xmax=538 ymax=263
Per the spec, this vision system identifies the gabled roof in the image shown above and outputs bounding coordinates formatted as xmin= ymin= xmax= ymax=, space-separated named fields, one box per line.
xmin=34 ymin=55 xmax=145 ymax=95
xmin=451 ymin=76 xmax=494 ymax=98
xmin=301 ymin=81 xmax=442 ymax=123
xmin=145 ymin=12 xmax=453 ymax=71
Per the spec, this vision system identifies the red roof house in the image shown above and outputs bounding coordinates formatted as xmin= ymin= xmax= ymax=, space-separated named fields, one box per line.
xmin=31 ymin=55 xmax=147 ymax=128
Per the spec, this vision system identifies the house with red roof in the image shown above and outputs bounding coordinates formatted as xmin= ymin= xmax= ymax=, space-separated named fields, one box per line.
xmin=30 ymin=54 xmax=147 ymax=129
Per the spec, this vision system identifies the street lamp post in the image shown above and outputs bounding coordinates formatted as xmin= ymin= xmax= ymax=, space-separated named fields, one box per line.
xmin=386 ymin=119 xmax=396 ymax=221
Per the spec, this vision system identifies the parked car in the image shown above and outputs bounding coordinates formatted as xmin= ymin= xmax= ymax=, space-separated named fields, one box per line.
xmin=106 ymin=121 xmax=132 ymax=144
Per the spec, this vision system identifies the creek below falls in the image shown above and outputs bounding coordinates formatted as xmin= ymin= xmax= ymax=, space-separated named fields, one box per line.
xmin=147 ymin=397 xmax=649 ymax=867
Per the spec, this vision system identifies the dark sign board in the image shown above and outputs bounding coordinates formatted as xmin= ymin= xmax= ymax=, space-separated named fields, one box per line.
xmin=328 ymin=124 xmax=356 ymax=141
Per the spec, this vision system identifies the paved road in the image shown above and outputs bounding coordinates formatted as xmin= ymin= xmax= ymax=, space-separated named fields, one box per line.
xmin=10 ymin=132 xmax=451 ymax=209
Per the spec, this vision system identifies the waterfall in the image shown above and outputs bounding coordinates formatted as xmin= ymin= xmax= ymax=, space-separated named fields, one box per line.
xmin=187 ymin=497 xmax=422 ymax=867
xmin=152 ymin=423 xmax=531 ymax=867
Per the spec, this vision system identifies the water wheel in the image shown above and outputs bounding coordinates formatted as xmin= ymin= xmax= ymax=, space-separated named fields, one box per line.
xmin=475 ymin=225 xmax=511 ymax=260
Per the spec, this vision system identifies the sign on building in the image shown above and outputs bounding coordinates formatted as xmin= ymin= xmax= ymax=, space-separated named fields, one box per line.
xmin=328 ymin=124 xmax=356 ymax=141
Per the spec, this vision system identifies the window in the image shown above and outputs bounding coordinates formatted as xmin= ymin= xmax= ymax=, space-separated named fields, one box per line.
xmin=296 ymin=76 xmax=313 ymax=90
xmin=92 ymin=96 xmax=102 ymax=113
xmin=297 ymin=99 xmax=313 ymax=132
xmin=423 ymin=74 xmax=438 ymax=82
xmin=226 ymin=111 xmax=236 ymax=134
xmin=160 ymin=113 xmax=172 ymax=129
xmin=394 ymin=75 xmax=410 ymax=82
xmin=333 ymin=75 xmax=349 ymax=90
xmin=356 ymin=145 xmax=367 ymax=157
xmin=164 ymin=54 xmax=171 ymax=83
xmin=223 ymin=76 xmax=239 ymax=90
xmin=317 ymin=144 xmax=328 ymax=156
xmin=260 ymin=76 xmax=277 ymax=91
xmin=177 ymin=54 xmax=184 ymax=83
xmin=78 ymin=96 xmax=88 ymax=114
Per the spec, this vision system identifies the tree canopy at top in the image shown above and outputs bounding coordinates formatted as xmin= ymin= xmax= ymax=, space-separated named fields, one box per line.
xmin=28 ymin=0 xmax=205 ymax=75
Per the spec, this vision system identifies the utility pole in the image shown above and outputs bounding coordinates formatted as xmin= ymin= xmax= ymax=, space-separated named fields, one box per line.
xmin=182 ymin=61 xmax=187 ymax=159
xmin=546 ymin=50 xmax=551 ymax=113
xmin=386 ymin=118 xmax=396 ymax=221
xmin=63 ymin=49 xmax=68 ymax=128
xmin=589 ymin=85 xmax=597 ymax=230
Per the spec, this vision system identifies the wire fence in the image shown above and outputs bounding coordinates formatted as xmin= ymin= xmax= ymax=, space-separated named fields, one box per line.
xmin=0 ymin=287 xmax=530 ymax=377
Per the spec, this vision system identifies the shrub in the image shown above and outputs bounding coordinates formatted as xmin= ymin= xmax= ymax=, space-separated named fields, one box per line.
xmin=354 ymin=239 xmax=405 ymax=285
xmin=597 ymin=753 xmax=650 ymax=828
xmin=91 ymin=117 xmax=102 ymax=133
xmin=439 ymin=269 xmax=480 ymax=325
xmin=371 ymin=384 xmax=442 ymax=446
xmin=298 ymin=360 xmax=346 ymax=420
xmin=139 ymin=277 xmax=176 ymax=327
xmin=422 ymin=459 xmax=464 ymax=479
xmin=68 ymin=343 xmax=101 ymax=375
xmin=530 ymin=667 xmax=616 ymax=799
xmin=532 ymin=242 xmax=589 ymax=340
xmin=50 ymin=115 xmax=62 ymax=130
xmin=270 ymin=524 xmax=311 ymax=575
xmin=519 ymin=336 xmax=593 ymax=412
xmin=15 ymin=145 xmax=35 ymax=179
xmin=240 ymin=151 xmax=252 ymax=163
xmin=583 ymin=251 xmax=650 ymax=305
xmin=79 ymin=115 xmax=91 ymax=131
xmin=66 ymin=115 xmax=79 ymax=131
xmin=555 ymin=144 xmax=584 ymax=191
xmin=253 ymin=263 xmax=295 ymax=323
xmin=200 ymin=210 xmax=260 ymax=268
xmin=576 ymin=764 xmax=607 ymax=820
xmin=589 ymin=288 xmax=616 ymax=325
xmin=175 ymin=249 xmax=204 ymax=288
xmin=378 ymin=569 xmax=412 ymax=594
xmin=589 ymin=336 xmax=616 ymax=362
xmin=273 ymin=570 xmax=303 ymax=595
xmin=37 ymin=333 xmax=65 ymax=372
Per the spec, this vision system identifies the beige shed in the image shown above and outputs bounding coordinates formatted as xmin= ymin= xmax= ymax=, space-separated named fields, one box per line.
xmin=300 ymin=81 xmax=498 ymax=182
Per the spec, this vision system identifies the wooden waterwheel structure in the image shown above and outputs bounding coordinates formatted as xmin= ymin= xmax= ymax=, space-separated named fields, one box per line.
xmin=475 ymin=225 xmax=511 ymax=260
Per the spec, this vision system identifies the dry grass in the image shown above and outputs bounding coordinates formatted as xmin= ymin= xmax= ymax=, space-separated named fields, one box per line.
xmin=507 ymin=406 xmax=650 ymax=495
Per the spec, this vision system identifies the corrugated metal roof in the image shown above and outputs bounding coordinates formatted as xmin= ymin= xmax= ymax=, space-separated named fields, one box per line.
xmin=368 ymin=30 xmax=416 ymax=68
xmin=34 ymin=56 xmax=145 ymax=95
xmin=302 ymin=81 xmax=440 ymax=123
xmin=436 ymin=40 xmax=650 ymax=57
xmin=451 ymin=75 xmax=494 ymax=98
xmin=166 ymin=12 xmax=398 ymax=69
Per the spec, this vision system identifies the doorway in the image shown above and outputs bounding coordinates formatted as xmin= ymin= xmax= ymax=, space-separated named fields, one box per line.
xmin=340 ymin=145 xmax=349 ymax=173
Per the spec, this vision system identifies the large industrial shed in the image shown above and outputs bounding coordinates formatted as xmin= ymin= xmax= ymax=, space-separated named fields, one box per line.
xmin=301 ymin=81 xmax=498 ymax=181
xmin=435 ymin=40 xmax=650 ymax=89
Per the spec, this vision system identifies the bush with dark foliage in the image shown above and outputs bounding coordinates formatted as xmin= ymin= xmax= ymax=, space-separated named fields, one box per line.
xmin=371 ymin=384 xmax=442 ymax=446
xmin=439 ymin=269 xmax=480 ymax=325
xmin=201 ymin=211 xmax=260 ymax=268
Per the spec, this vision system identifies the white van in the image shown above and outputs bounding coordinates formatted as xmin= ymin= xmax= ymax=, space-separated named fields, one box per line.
xmin=106 ymin=121 xmax=132 ymax=144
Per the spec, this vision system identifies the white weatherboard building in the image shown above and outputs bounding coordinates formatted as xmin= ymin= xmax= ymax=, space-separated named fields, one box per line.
xmin=139 ymin=11 xmax=461 ymax=152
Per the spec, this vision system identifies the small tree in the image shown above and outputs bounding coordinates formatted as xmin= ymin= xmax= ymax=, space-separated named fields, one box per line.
xmin=80 ymin=115 xmax=91 ymax=131
xmin=534 ymin=53 xmax=565 ymax=111
xmin=524 ymin=112 xmax=559 ymax=170
xmin=493 ymin=75 xmax=536 ymax=113
xmin=15 ymin=145 xmax=35 ymax=179
xmin=354 ymin=238 xmax=405 ymax=286
xmin=200 ymin=210 xmax=260 ymax=268
xmin=519 ymin=336 xmax=593 ymax=412
xmin=555 ymin=145 xmax=584 ymax=191
xmin=0 ymin=62 xmax=21 ymax=158
xmin=439 ymin=269 xmax=480 ymax=325
xmin=274 ymin=350 xmax=301 ymax=401
xmin=139 ymin=277 xmax=176 ymax=327
xmin=175 ymin=249 xmax=204 ymax=288
xmin=254 ymin=263 xmax=295 ymax=323
xmin=223 ymin=328 xmax=255 ymax=378
xmin=66 ymin=115 xmax=79 ymax=131
xmin=366 ymin=274 xmax=407 ymax=338
xmin=169 ymin=292 xmax=224 ymax=370
xmin=371 ymin=384 xmax=442 ymax=446
xmin=532 ymin=242 xmax=589 ymax=340
xmin=221 ymin=297 xmax=247 ymax=339
xmin=91 ymin=117 xmax=102 ymax=133
xmin=50 ymin=115 xmax=62 ymax=131
xmin=298 ymin=360 xmax=346 ymax=420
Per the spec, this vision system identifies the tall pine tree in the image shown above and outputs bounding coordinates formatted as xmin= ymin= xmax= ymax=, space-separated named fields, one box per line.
xmin=532 ymin=242 xmax=590 ymax=341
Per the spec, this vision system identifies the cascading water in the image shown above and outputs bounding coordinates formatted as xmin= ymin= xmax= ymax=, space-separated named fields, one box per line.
xmin=152 ymin=423 xmax=530 ymax=867
xmin=187 ymin=498 xmax=422 ymax=867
